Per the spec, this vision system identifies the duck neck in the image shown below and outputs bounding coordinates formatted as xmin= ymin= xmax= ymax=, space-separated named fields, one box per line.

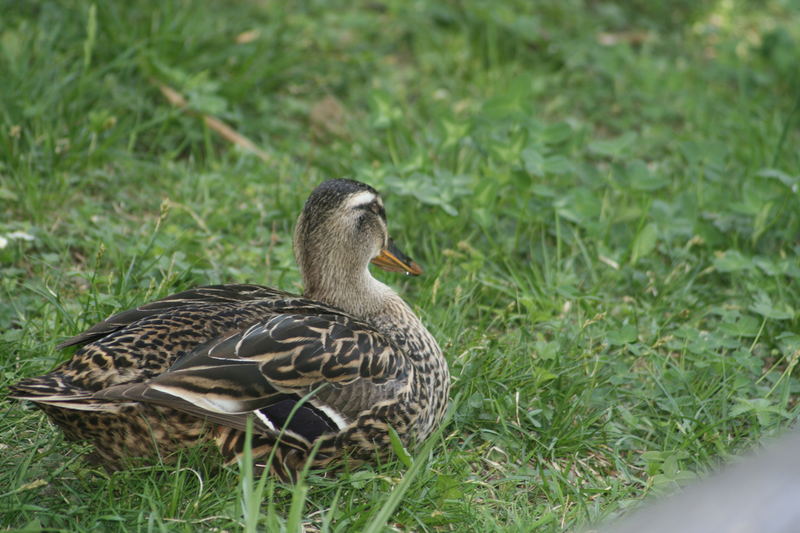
xmin=304 ymin=262 xmax=402 ymax=320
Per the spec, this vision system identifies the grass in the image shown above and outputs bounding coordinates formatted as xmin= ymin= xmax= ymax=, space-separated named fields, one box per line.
xmin=1 ymin=0 xmax=800 ymax=530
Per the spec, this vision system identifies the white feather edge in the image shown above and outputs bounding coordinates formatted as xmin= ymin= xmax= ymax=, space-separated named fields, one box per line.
xmin=253 ymin=409 xmax=277 ymax=432
xmin=311 ymin=401 xmax=349 ymax=431
xmin=150 ymin=383 xmax=248 ymax=414
xmin=150 ymin=382 xmax=349 ymax=433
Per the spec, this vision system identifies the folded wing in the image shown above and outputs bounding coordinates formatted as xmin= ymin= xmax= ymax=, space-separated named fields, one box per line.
xmin=95 ymin=313 xmax=407 ymax=445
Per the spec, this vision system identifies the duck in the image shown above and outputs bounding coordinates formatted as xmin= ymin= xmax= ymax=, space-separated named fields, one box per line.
xmin=9 ymin=178 xmax=450 ymax=480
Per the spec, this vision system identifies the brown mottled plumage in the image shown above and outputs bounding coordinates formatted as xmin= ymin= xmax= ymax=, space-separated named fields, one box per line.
xmin=9 ymin=179 xmax=450 ymax=480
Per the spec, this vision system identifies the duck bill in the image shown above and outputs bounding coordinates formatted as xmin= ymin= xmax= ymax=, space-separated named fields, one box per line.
xmin=371 ymin=239 xmax=423 ymax=276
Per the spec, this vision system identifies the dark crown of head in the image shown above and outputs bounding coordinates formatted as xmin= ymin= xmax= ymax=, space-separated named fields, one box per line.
xmin=304 ymin=179 xmax=380 ymax=217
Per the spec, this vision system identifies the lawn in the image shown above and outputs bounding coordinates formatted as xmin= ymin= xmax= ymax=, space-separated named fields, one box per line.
xmin=2 ymin=0 xmax=799 ymax=531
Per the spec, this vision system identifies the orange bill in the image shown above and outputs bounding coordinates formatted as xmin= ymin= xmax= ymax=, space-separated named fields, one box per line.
xmin=371 ymin=239 xmax=423 ymax=276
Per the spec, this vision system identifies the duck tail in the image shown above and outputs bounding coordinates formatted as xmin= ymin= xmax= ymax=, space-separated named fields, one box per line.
xmin=8 ymin=375 xmax=131 ymax=412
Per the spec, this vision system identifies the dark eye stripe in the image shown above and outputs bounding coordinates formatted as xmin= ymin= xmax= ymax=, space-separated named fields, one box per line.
xmin=355 ymin=202 xmax=386 ymax=221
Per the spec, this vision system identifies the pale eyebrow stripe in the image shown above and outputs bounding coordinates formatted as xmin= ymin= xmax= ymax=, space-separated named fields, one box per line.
xmin=344 ymin=190 xmax=377 ymax=209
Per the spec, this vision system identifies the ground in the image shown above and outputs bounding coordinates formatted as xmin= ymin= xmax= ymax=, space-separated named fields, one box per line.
xmin=1 ymin=0 xmax=799 ymax=531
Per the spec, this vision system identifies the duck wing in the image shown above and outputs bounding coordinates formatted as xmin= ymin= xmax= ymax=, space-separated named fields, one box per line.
xmin=94 ymin=313 xmax=408 ymax=444
xmin=56 ymin=284 xmax=293 ymax=349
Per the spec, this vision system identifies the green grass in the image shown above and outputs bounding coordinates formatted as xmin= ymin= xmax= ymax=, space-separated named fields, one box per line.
xmin=2 ymin=0 xmax=800 ymax=530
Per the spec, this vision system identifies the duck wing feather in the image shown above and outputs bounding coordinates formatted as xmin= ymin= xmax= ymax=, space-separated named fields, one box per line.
xmin=56 ymin=284 xmax=292 ymax=349
xmin=94 ymin=313 xmax=409 ymax=444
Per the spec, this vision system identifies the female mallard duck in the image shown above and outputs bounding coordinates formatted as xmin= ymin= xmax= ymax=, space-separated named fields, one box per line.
xmin=9 ymin=179 xmax=449 ymax=480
